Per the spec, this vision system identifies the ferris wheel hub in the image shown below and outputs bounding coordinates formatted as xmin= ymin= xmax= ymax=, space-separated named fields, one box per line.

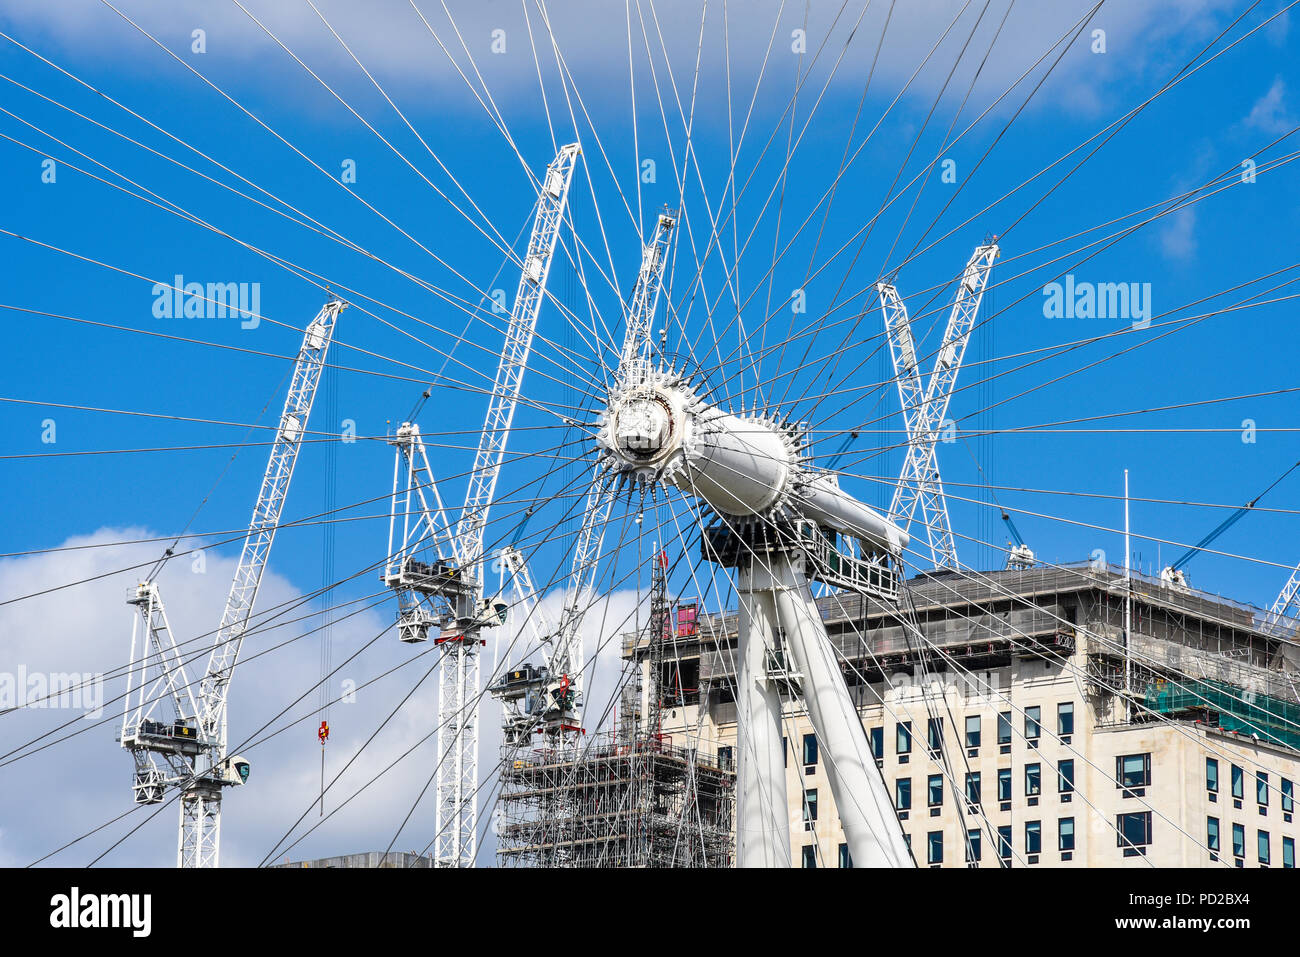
xmin=597 ymin=372 xmax=908 ymax=556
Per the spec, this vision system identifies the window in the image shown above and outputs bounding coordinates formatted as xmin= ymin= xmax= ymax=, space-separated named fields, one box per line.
xmin=997 ymin=711 xmax=1012 ymax=751
xmin=1258 ymin=830 xmax=1271 ymax=866
xmin=783 ymin=737 xmax=788 ymax=768
xmin=1058 ymin=759 xmax=1075 ymax=795
xmin=1207 ymin=817 xmax=1220 ymax=858
xmin=927 ymin=830 xmax=944 ymax=865
xmin=1284 ymin=778 xmax=1294 ymax=817
xmin=869 ymin=726 xmax=883 ymax=762
xmin=928 ymin=774 xmax=944 ymax=811
xmin=803 ymin=788 xmax=818 ymax=828
xmin=1206 ymin=757 xmax=1219 ymax=796
xmin=839 ymin=842 xmax=852 ymax=869
xmin=1257 ymin=771 xmax=1269 ymax=810
xmin=927 ymin=717 xmax=944 ymax=755
xmin=965 ymin=772 xmax=981 ymax=809
xmin=801 ymin=845 xmax=817 ymax=868
xmin=1231 ymin=764 xmax=1244 ymax=806
xmin=1025 ymin=820 xmax=1042 ymax=857
xmin=1057 ymin=701 xmax=1075 ymax=737
xmin=1284 ymin=836 xmax=1295 ymax=869
xmin=965 ymin=714 xmax=981 ymax=750
xmin=1116 ymin=753 xmax=1151 ymax=791
xmin=1116 ymin=811 xmax=1152 ymax=856
xmin=1025 ymin=763 xmax=1042 ymax=797
xmin=997 ymin=826 xmax=1013 ymax=866
xmin=997 ymin=768 xmax=1012 ymax=804
xmin=717 ymin=745 xmax=734 ymax=770
xmin=1059 ymin=817 xmax=1075 ymax=853
xmin=896 ymin=778 xmax=912 ymax=812
xmin=965 ymin=829 xmax=982 ymax=863
xmin=1232 ymin=823 xmax=1246 ymax=859
xmin=896 ymin=721 xmax=912 ymax=757
xmin=1025 ymin=706 xmax=1042 ymax=742
xmin=802 ymin=733 xmax=818 ymax=769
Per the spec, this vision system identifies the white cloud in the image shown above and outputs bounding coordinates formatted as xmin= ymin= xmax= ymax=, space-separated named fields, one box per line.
xmin=1159 ymin=206 xmax=1197 ymax=261
xmin=1243 ymin=75 xmax=1292 ymax=136
xmin=0 ymin=0 xmax=1243 ymax=120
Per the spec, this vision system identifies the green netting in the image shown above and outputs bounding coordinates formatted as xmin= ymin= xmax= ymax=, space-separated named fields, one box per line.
xmin=1143 ymin=678 xmax=1300 ymax=752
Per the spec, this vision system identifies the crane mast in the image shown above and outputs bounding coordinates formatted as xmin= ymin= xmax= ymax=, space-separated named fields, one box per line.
xmin=183 ymin=298 xmax=344 ymax=867
xmin=383 ymin=143 xmax=580 ymax=868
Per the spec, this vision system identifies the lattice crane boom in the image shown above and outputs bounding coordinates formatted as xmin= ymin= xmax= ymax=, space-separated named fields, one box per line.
xmin=617 ymin=210 xmax=676 ymax=386
xmin=882 ymin=243 xmax=997 ymax=569
xmin=878 ymin=282 xmax=941 ymax=540
xmin=456 ymin=143 xmax=582 ymax=572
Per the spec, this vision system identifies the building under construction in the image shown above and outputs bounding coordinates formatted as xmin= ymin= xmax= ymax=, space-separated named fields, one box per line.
xmin=636 ymin=559 xmax=1300 ymax=867
xmin=495 ymin=731 xmax=734 ymax=867
xmin=495 ymin=551 xmax=735 ymax=868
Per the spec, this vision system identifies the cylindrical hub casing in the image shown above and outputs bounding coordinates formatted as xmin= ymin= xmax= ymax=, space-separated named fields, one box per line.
xmin=799 ymin=473 xmax=909 ymax=556
xmin=670 ymin=409 xmax=794 ymax=516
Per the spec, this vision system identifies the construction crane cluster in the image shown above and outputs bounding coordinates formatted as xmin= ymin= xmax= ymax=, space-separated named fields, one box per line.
xmin=112 ymin=128 xmax=1300 ymax=872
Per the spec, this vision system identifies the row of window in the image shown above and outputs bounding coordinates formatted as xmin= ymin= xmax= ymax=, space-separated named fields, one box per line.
xmin=890 ymin=762 xmax=1077 ymax=815
xmin=1206 ymin=758 xmax=1295 ymax=819
xmin=936 ymin=818 xmax=1076 ymax=866
xmin=861 ymin=704 xmax=1076 ymax=765
xmin=801 ymin=844 xmax=855 ymax=868
xmin=804 ymin=819 xmax=1300 ymax=867
xmin=803 ymin=819 xmax=1080 ymax=867
xmin=1205 ymin=816 xmax=1295 ymax=866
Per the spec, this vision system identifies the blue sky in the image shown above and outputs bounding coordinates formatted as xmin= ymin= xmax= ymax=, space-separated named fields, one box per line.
xmin=0 ymin=0 xmax=1297 ymax=864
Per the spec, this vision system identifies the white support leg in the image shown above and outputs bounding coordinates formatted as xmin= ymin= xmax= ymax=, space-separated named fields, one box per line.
xmin=770 ymin=552 xmax=912 ymax=868
xmin=735 ymin=563 xmax=791 ymax=868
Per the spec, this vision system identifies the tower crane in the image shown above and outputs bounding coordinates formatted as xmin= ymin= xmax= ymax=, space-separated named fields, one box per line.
xmin=1157 ymin=461 xmax=1298 ymax=591
xmin=121 ymin=298 xmax=344 ymax=867
xmin=1001 ymin=509 xmax=1035 ymax=570
xmin=491 ymin=209 xmax=677 ymax=747
xmin=876 ymin=243 xmax=998 ymax=569
xmin=382 ymin=143 xmax=580 ymax=868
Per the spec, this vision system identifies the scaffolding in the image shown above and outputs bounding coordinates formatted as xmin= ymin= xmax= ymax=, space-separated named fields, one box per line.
xmin=495 ymin=731 xmax=734 ymax=867
xmin=497 ymin=545 xmax=734 ymax=867
xmin=1143 ymin=677 xmax=1300 ymax=751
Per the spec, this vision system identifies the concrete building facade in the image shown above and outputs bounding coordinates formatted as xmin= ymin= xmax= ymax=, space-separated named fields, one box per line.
xmin=626 ymin=561 xmax=1300 ymax=868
